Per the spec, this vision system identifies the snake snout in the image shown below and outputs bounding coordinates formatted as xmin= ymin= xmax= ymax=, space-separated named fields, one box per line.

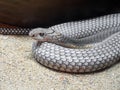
xmin=29 ymin=30 xmax=35 ymax=37
xmin=29 ymin=33 xmax=35 ymax=37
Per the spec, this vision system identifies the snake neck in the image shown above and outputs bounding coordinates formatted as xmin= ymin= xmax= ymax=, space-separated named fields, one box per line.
xmin=55 ymin=25 xmax=120 ymax=48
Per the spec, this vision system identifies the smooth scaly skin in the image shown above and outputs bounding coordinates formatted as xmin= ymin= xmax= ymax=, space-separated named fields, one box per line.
xmin=0 ymin=28 xmax=31 ymax=35
xmin=30 ymin=13 xmax=120 ymax=73
xmin=0 ymin=13 xmax=120 ymax=73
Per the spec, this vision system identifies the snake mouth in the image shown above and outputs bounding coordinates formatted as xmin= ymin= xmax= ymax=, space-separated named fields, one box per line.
xmin=31 ymin=36 xmax=49 ymax=42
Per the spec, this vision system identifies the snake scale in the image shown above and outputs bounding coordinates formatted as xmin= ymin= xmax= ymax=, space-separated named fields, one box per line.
xmin=0 ymin=13 xmax=120 ymax=73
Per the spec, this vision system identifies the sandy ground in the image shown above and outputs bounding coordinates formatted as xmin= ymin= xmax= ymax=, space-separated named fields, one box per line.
xmin=0 ymin=35 xmax=120 ymax=90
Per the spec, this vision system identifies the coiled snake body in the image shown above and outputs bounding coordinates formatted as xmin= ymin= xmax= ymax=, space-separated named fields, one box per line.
xmin=1 ymin=13 xmax=120 ymax=73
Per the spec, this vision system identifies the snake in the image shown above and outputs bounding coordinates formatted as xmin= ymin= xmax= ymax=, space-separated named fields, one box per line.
xmin=0 ymin=13 xmax=120 ymax=73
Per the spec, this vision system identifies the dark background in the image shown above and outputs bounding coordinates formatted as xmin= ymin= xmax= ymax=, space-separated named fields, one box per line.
xmin=0 ymin=0 xmax=120 ymax=28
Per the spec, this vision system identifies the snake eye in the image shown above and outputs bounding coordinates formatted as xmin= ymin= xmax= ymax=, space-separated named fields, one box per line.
xmin=39 ymin=33 xmax=44 ymax=36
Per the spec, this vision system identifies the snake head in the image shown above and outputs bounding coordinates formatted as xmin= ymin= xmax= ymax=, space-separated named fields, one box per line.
xmin=29 ymin=28 xmax=62 ymax=42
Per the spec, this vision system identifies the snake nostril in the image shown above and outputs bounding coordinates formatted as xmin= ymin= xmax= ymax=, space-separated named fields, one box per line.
xmin=32 ymin=34 xmax=35 ymax=37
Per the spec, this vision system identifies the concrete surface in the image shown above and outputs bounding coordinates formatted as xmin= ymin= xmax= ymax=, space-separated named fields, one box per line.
xmin=0 ymin=35 xmax=120 ymax=90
